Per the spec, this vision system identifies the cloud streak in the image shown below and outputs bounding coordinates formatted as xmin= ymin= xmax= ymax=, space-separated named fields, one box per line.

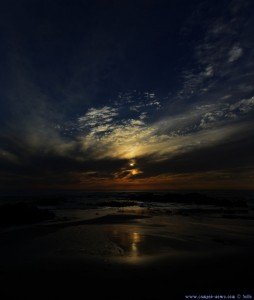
xmin=1 ymin=84 xmax=254 ymax=189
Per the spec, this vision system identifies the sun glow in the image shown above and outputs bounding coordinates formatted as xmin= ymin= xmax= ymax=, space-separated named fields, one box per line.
xmin=130 ymin=169 xmax=141 ymax=176
xmin=129 ymin=159 xmax=135 ymax=167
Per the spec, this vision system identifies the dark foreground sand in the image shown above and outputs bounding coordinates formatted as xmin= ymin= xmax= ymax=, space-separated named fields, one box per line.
xmin=0 ymin=208 xmax=254 ymax=299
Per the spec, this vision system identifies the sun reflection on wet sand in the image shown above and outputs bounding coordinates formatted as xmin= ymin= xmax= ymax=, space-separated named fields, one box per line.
xmin=107 ymin=226 xmax=173 ymax=264
xmin=131 ymin=232 xmax=141 ymax=257
xmin=109 ymin=227 xmax=145 ymax=262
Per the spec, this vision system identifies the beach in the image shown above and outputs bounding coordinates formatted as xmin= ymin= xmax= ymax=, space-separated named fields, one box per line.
xmin=0 ymin=192 xmax=254 ymax=299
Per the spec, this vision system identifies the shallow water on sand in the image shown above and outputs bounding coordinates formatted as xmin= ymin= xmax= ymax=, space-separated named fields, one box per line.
xmin=1 ymin=211 xmax=253 ymax=266
xmin=0 ymin=205 xmax=254 ymax=299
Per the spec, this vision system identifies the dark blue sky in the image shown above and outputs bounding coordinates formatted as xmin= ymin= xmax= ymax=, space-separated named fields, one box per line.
xmin=0 ymin=0 xmax=254 ymax=189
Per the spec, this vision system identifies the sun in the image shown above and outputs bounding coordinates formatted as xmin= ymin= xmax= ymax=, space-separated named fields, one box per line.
xmin=129 ymin=159 xmax=135 ymax=167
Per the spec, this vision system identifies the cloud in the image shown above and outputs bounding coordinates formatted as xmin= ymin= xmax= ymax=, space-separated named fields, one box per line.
xmin=0 ymin=0 xmax=253 ymax=189
xmin=204 ymin=65 xmax=214 ymax=77
xmin=1 ymin=76 xmax=254 ymax=189
xmin=228 ymin=45 xmax=243 ymax=63
xmin=229 ymin=96 xmax=254 ymax=113
xmin=78 ymin=106 xmax=118 ymax=129
xmin=116 ymin=91 xmax=161 ymax=112
xmin=176 ymin=0 xmax=253 ymax=105
xmin=66 ymin=94 xmax=254 ymax=170
xmin=137 ymin=130 xmax=254 ymax=177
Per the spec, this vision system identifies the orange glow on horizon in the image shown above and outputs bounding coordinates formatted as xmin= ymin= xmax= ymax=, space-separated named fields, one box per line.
xmin=19 ymin=170 xmax=254 ymax=191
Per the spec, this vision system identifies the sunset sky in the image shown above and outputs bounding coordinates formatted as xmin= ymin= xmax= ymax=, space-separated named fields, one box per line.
xmin=0 ymin=0 xmax=254 ymax=190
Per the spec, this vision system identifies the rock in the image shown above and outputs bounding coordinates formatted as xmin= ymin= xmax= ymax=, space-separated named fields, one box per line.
xmin=0 ymin=202 xmax=55 ymax=227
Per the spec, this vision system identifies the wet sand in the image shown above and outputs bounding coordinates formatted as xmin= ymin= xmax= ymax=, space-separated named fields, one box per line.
xmin=1 ymin=208 xmax=254 ymax=299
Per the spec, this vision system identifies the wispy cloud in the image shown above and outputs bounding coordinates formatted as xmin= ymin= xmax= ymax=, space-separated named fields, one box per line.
xmin=78 ymin=106 xmax=118 ymax=129
xmin=228 ymin=45 xmax=243 ymax=63
xmin=59 ymin=94 xmax=254 ymax=169
xmin=176 ymin=0 xmax=253 ymax=104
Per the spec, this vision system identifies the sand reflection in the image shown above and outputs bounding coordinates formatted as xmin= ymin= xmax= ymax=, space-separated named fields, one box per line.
xmin=110 ymin=228 xmax=144 ymax=259
xmin=107 ymin=226 xmax=174 ymax=264
xmin=131 ymin=232 xmax=141 ymax=256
